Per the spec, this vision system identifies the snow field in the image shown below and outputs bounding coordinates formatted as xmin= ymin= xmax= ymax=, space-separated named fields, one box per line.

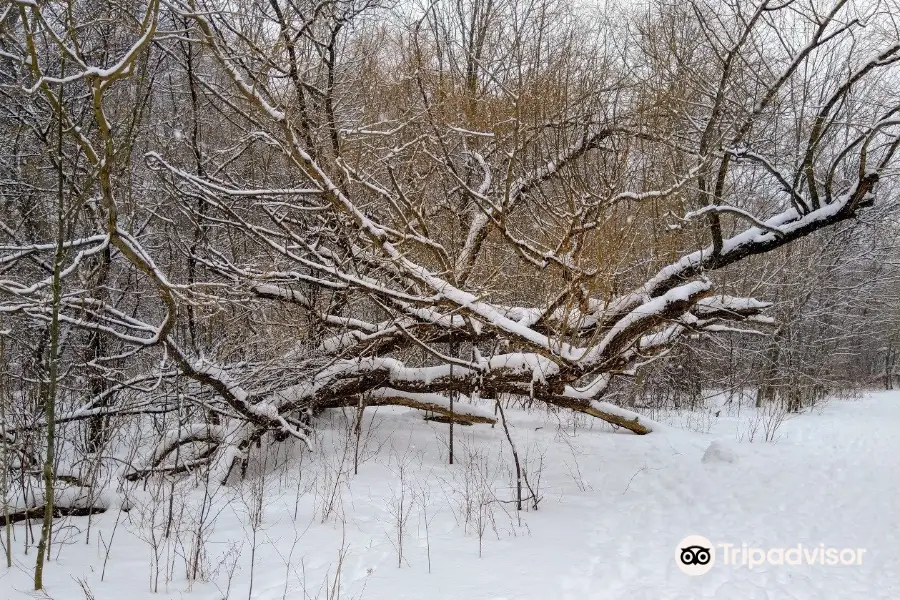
xmin=2 ymin=392 xmax=898 ymax=599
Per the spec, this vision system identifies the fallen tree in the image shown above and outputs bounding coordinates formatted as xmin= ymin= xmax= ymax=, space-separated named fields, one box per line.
xmin=0 ymin=0 xmax=897 ymax=484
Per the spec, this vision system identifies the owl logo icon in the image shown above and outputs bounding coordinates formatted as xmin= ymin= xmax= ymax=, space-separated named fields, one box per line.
xmin=676 ymin=536 xmax=715 ymax=575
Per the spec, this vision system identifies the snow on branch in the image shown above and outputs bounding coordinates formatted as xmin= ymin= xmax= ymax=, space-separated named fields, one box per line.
xmin=367 ymin=388 xmax=496 ymax=424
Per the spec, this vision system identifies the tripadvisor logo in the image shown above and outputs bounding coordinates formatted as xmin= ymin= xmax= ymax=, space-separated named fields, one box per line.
xmin=676 ymin=535 xmax=715 ymax=576
xmin=675 ymin=535 xmax=867 ymax=576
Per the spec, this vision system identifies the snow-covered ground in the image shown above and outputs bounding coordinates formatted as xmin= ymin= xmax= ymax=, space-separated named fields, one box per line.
xmin=3 ymin=391 xmax=898 ymax=599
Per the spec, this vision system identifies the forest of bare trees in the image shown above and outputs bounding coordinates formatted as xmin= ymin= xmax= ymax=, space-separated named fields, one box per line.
xmin=1 ymin=0 xmax=899 ymax=591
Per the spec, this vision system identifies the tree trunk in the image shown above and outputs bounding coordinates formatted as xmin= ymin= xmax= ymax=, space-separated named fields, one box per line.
xmin=35 ymin=104 xmax=68 ymax=590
